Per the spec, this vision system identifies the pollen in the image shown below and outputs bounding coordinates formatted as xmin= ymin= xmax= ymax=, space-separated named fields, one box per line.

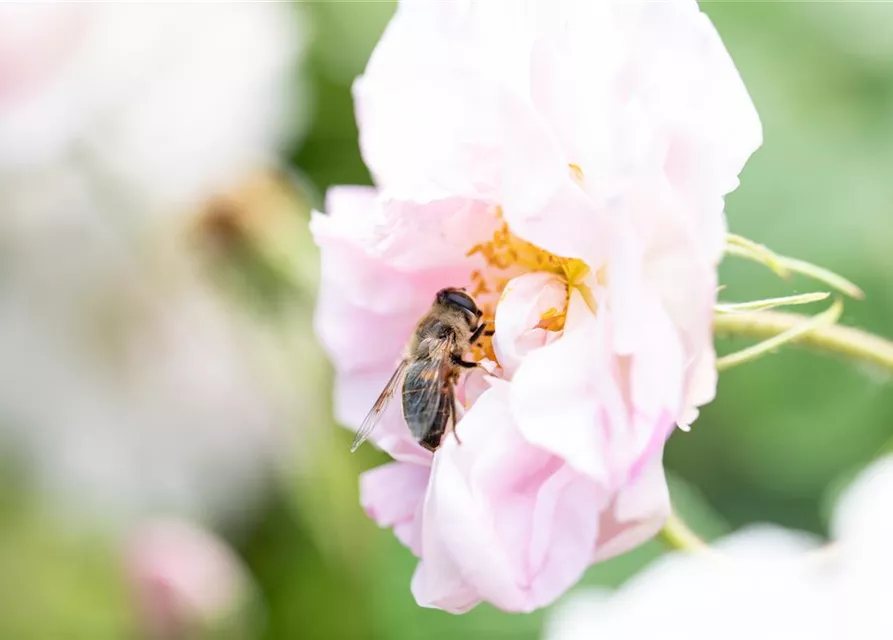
xmin=466 ymin=212 xmax=589 ymax=286
xmin=536 ymin=306 xmax=567 ymax=332
xmin=465 ymin=207 xmax=595 ymax=361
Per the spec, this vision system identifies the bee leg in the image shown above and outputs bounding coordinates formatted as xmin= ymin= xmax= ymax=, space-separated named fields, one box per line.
xmin=448 ymin=386 xmax=462 ymax=446
xmin=483 ymin=329 xmax=495 ymax=337
xmin=468 ymin=323 xmax=486 ymax=344
xmin=451 ymin=354 xmax=480 ymax=369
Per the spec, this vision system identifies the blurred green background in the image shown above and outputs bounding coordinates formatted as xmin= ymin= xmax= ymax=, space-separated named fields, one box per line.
xmin=2 ymin=2 xmax=893 ymax=638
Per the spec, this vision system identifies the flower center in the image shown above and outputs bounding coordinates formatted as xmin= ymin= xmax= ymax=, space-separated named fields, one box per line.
xmin=465 ymin=207 xmax=594 ymax=362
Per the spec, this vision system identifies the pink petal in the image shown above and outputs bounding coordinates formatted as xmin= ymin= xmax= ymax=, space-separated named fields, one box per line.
xmin=361 ymin=462 xmax=431 ymax=553
xmin=498 ymin=93 xmax=608 ymax=266
xmin=318 ymin=185 xmax=379 ymax=238
xmin=637 ymin=2 xmax=762 ymax=262
xmin=314 ymin=286 xmax=421 ymax=375
xmin=493 ymin=272 xmax=567 ymax=378
xmin=606 ymin=214 xmax=647 ymax=356
xmin=678 ymin=344 xmax=717 ymax=430
xmin=373 ymin=197 xmax=500 ymax=270
xmin=412 ymin=381 xmax=602 ymax=613
xmin=594 ymin=444 xmax=671 ymax=562
xmin=624 ymin=297 xmax=685 ymax=428
xmin=511 ymin=289 xmax=683 ymax=489
xmin=353 ymin=5 xmax=502 ymax=204
xmin=509 ymin=293 xmax=625 ymax=485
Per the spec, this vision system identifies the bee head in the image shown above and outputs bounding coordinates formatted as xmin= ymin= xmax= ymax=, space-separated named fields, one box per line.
xmin=436 ymin=287 xmax=481 ymax=325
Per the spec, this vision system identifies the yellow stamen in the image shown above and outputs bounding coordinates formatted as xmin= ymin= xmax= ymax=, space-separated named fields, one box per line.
xmin=466 ymin=207 xmax=597 ymax=360
xmin=536 ymin=306 xmax=568 ymax=332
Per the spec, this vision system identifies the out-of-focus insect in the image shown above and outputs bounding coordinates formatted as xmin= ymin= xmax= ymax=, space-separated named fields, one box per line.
xmin=350 ymin=287 xmax=492 ymax=453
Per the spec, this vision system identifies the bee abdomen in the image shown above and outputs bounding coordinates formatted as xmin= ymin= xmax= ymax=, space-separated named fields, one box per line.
xmin=402 ymin=361 xmax=450 ymax=447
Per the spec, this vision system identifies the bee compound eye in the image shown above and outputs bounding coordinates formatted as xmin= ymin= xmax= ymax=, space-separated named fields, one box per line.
xmin=442 ymin=289 xmax=479 ymax=317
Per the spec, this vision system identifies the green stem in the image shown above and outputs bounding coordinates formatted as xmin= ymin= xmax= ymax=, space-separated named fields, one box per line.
xmin=714 ymin=310 xmax=893 ymax=372
xmin=658 ymin=513 xmax=709 ymax=552
xmin=660 ymin=311 xmax=893 ymax=552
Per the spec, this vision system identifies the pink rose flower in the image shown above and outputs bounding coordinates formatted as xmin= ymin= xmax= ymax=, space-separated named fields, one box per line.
xmin=125 ymin=519 xmax=256 ymax=638
xmin=313 ymin=0 xmax=760 ymax=613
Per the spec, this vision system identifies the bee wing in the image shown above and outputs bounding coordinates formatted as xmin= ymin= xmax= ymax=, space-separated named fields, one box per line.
xmin=350 ymin=359 xmax=409 ymax=453
xmin=402 ymin=337 xmax=453 ymax=441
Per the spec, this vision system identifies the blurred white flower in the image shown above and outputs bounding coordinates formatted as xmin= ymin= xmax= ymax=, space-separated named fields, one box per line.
xmin=0 ymin=258 xmax=295 ymax=523
xmin=0 ymin=4 xmax=309 ymax=524
xmin=0 ymin=3 xmax=307 ymax=220
xmin=544 ymin=455 xmax=893 ymax=640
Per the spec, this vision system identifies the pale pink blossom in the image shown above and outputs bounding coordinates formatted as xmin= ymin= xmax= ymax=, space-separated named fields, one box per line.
xmin=313 ymin=0 xmax=760 ymax=613
xmin=125 ymin=519 xmax=257 ymax=639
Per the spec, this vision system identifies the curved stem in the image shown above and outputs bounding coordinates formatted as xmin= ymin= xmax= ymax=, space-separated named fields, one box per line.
xmin=714 ymin=310 xmax=893 ymax=372
xmin=660 ymin=312 xmax=893 ymax=552
xmin=658 ymin=513 xmax=709 ymax=552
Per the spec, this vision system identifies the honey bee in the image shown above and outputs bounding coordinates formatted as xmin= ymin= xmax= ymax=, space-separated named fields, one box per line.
xmin=350 ymin=287 xmax=492 ymax=453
